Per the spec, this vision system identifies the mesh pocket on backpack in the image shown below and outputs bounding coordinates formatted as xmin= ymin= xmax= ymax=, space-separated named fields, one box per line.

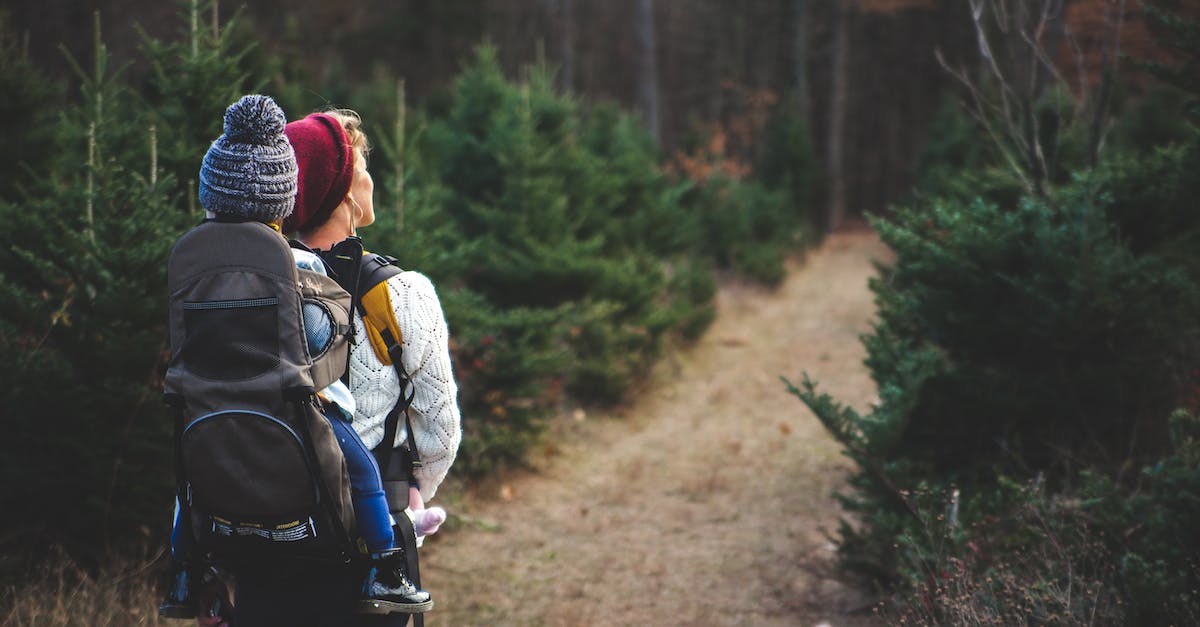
xmin=183 ymin=297 xmax=279 ymax=380
xmin=301 ymin=300 xmax=335 ymax=359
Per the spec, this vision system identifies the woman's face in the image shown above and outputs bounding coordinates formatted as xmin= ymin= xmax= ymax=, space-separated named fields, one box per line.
xmin=349 ymin=153 xmax=375 ymax=228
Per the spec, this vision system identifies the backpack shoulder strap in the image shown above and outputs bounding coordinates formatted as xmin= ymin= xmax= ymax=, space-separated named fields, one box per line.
xmin=356 ymin=252 xmax=405 ymax=367
xmin=306 ymin=239 xmax=401 ymax=364
xmin=355 ymin=253 xmax=421 ymax=480
xmin=308 ymin=242 xmax=422 ymax=479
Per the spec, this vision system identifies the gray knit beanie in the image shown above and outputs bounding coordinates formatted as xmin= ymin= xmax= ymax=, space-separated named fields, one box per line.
xmin=198 ymin=94 xmax=297 ymax=223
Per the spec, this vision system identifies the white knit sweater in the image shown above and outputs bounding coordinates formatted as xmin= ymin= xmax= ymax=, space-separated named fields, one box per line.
xmin=348 ymin=270 xmax=461 ymax=502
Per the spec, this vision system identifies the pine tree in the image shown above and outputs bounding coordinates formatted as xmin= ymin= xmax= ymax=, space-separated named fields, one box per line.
xmin=0 ymin=3 xmax=264 ymax=566
xmin=0 ymin=11 xmax=63 ymax=202
xmin=139 ymin=0 xmax=262 ymax=213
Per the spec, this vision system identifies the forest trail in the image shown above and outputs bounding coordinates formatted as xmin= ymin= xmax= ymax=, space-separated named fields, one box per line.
xmin=421 ymin=228 xmax=892 ymax=626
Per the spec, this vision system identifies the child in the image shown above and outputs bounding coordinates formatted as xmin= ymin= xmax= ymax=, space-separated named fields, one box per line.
xmin=160 ymin=94 xmax=432 ymax=618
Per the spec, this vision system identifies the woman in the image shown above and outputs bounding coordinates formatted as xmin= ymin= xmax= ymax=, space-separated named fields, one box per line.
xmin=283 ymin=108 xmax=460 ymax=522
xmin=231 ymin=109 xmax=461 ymax=626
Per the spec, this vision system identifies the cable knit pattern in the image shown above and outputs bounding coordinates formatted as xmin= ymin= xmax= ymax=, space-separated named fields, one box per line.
xmin=348 ymin=270 xmax=461 ymax=502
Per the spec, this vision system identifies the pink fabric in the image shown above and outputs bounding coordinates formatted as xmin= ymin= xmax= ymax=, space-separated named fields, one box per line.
xmin=412 ymin=506 xmax=446 ymax=536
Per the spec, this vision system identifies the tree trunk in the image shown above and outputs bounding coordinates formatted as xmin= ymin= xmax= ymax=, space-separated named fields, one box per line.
xmin=793 ymin=0 xmax=811 ymax=124
xmin=827 ymin=0 xmax=850 ymax=231
xmin=558 ymin=0 xmax=574 ymax=93
xmin=636 ymin=0 xmax=660 ymax=143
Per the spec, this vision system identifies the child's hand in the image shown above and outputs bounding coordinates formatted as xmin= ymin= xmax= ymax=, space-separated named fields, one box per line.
xmin=412 ymin=506 xmax=446 ymax=536
xmin=407 ymin=485 xmax=445 ymax=536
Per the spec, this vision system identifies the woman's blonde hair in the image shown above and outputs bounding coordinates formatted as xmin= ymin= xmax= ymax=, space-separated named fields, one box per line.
xmin=322 ymin=108 xmax=371 ymax=167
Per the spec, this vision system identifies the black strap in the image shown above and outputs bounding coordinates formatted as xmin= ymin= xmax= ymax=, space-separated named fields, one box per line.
xmin=376 ymin=327 xmax=420 ymax=482
xmin=165 ymin=394 xmax=186 ymax=499
xmin=373 ymin=323 xmax=423 ymax=627
xmin=342 ymin=250 xmax=422 ymax=485
xmin=165 ymin=393 xmax=193 ymax=555
xmin=392 ymin=513 xmax=425 ymax=625
xmin=353 ymin=253 xmax=403 ymax=306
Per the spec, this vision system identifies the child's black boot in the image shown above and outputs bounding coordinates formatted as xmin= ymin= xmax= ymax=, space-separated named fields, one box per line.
xmin=357 ymin=549 xmax=433 ymax=614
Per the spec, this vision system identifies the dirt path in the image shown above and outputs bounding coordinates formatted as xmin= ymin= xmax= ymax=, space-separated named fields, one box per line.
xmin=421 ymin=229 xmax=891 ymax=626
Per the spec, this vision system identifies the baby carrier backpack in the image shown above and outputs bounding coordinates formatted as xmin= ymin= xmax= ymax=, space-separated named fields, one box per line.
xmin=164 ymin=218 xmax=357 ymax=565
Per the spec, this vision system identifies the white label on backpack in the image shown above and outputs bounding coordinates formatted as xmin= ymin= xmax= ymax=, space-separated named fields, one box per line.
xmin=210 ymin=515 xmax=317 ymax=542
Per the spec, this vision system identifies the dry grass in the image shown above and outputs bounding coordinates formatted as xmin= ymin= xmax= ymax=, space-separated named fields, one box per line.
xmin=874 ymin=488 xmax=1125 ymax=627
xmin=2 ymin=548 xmax=168 ymax=627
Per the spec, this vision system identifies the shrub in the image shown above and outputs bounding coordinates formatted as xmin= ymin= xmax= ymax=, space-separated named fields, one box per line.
xmin=878 ymin=480 xmax=1125 ymax=626
xmin=0 ymin=10 xmax=62 ymax=201
xmin=1096 ymin=129 xmax=1200 ymax=272
xmin=668 ymin=107 xmax=817 ymax=286
xmin=1076 ymin=409 xmax=1200 ymax=625
xmin=798 ymin=4 xmax=1200 ymax=620
xmin=756 ymin=99 xmax=818 ymax=221
xmin=873 ymin=411 xmax=1200 ymax=625
xmin=683 ymin=175 xmax=803 ymax=286
xmin=786 ymin=128 xmax=1200 ymax=587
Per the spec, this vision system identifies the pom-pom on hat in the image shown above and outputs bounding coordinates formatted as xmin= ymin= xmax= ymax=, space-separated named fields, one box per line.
xmin=198 ymin=94 xmax=297 ymax=223
xmin=283 ymin=113 xmax=355 ymax=234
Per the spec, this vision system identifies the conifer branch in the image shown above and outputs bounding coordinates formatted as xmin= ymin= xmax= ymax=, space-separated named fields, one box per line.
xmin=190 ymin=0 xmax=198 ymax=62
xmin=86 ymin=122 xmax=96 ymax=245
xmin=149 ymin=125 xmax=158 ymax=187
xmin=93 ymin=11 xmax=103 ymax=123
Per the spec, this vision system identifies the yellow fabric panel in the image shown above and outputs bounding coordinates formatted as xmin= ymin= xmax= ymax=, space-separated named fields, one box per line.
xmin=359 ymin=281 xmax=403 ymax=365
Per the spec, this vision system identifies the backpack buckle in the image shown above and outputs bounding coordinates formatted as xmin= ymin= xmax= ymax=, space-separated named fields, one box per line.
xmin=283 ymin=386 xmax=317 ymax=403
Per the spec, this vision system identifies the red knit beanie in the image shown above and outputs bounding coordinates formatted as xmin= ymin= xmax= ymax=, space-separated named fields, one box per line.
xmin=282 ymin=113 xmax=355 ymax=233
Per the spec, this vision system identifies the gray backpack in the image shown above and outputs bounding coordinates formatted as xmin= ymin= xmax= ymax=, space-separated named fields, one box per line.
xmin=164 ymin=219 xmax=357 ymax=561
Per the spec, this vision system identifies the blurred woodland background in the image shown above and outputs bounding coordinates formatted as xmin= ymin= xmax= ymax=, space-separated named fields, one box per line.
xmin=2 ymin=0 xmax=1199 ymax=624
xmin=11 ymin=0 xmax=990 ymax=228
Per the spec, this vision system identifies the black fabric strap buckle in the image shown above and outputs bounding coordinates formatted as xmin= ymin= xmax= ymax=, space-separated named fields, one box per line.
xmin=282 ymin=386 xmax=317 ymax=402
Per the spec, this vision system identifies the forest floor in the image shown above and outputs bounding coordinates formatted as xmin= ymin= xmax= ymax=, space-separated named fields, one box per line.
xmin=420 ymin=227 xmax=893 ymax=626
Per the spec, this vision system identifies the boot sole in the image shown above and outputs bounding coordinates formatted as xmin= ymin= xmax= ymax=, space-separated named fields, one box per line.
xmin=356 ymin=598 xmax=434 ymax=614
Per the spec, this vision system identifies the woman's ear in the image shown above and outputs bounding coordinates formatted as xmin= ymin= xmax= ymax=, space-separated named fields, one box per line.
xmin=347 ymin=196 xmax=361 ymax=233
